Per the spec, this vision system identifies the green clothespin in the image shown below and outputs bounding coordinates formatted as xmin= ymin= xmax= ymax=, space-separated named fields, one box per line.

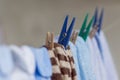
xmin=79 ymin=14 xmax=94 ymax=41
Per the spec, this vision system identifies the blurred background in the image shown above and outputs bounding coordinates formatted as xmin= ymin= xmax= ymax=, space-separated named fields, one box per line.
xmin=0 ymin=0 xmax=119 ymax=77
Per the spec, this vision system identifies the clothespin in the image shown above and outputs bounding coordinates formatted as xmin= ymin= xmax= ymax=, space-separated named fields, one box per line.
xmin=70 ymin=31 xmax=78 ymax=44
xmin=45 ymin=32 xmax=54 ymax=49
xmin=78 ymin=13 xmax=94 ymax=41
xmin=58 ymin=15 xmax=76 ymax=49
xmin=93 ymin=7 xmax=104 ymax=34
xmin=89 ymin=25 xmax=98 ymax=39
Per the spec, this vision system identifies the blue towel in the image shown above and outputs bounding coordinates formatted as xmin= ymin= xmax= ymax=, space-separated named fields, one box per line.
xmin=69 ymin=41 xmax=81 ymax=80
xmin=75 ymin=36 xmax=96 ymax=80
xmin=30 ymin=47 xmax=52 ymax=80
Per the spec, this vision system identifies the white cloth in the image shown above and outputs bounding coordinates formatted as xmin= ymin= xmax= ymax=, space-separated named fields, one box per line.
xmin=21 ymin=46 xmax=35 ymax=75
xmin=0 ymin=45 xmax=14 ymax=80
xmin=10 ymin=67 xmax=35 ymax=80
xmin=99 ymin=31 xmax=119 ymax=80
xmin=92 ymin=38 xmax=108 ymax=80
xmin=9 ymin=45 xmax=35 ymax=80
xmin=86 ymin=37 xmax=101 ymax=80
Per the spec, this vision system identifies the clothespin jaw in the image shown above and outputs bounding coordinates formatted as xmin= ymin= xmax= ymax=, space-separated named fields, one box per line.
xmin=89 ymin=25 xmax=98 ymax=39
xmin=45 ymin=32 xmax=54 ymax=49
xmin=83 ymin=16 xmax=94 ymax=41
xmin=93 ymin=8 xmax=104 ymax=34
xmin=70 ymin=31 xmax=78 ymax=44
xmin=79 ymin=13 xmax=88 ymax=37
xmin=58 ymin=15 xmax=76 ymax=49
xmin=93 ymin=7 xmax=98 ymax=27
xmin=98 ymin=8 xmax=104 ymax=34
xmin=79 ymin=14 xmax=93 ymax=41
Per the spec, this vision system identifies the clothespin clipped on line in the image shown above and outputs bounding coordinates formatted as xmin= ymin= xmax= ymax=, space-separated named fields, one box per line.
xmin=79 ymin=13 xmax=94 ymax=41
xmin=58 ymin=15 xmax=76 ymax=49
xmin=89 ymin=25 xmax=98 ymax=39
xmin=93 ymin=7 xmax=104 ymax=34
xmin=45 ymin=32 xmax=54 ymax=49
xmin=70 ymin=31 xmax=78 ymax=44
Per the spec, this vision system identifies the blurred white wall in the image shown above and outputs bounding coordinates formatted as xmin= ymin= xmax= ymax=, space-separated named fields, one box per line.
xmin=0 ymin=0 xmax=120 ymax=77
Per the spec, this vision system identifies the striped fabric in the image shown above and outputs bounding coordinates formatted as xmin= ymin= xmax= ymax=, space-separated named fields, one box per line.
xmin=54 ymin=43 xmax=77 ymax=80
xmin=45 ymin=46 xmax=62 ymax=80
xmin=66 ymin=47 xmax=77 ymax=80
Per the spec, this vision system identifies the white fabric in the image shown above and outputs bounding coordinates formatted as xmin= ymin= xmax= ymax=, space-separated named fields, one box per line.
xmin=86 ymin=37 xmax=101 ymax=80
xmin=92 ymin=38 xmax=108 ymax=80
xmin=99 ymin=31 xmax=119 ymax=80
xmin=21 ymin=46 xmax=35 ymax=75
xmin=9 ymin=45 xmax=35 ymax=80
xmin=10 ymin=67 xmax=35 ymax=80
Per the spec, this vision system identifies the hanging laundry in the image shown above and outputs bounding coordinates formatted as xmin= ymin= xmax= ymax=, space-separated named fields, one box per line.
xmin=45 ymin=46 xmax=62 ymax=80
xmin=96 ymin=31 xmax=119 ymax=80
xmin=0 ymin=12 xmax=119 ymax=80
xmin=30 ymin=47 xmax=52 ymax=80
xmin=86 ymin=37 xmax=101 ymax=80
xmin=53 ymin=43 xmax=77 ymax=80
xmin=69 ymin=41 xmax=81 ymax=80
xmin=0 ymin=45 xmax=14 ymax=80
xmin=91 ymin=37 xmax=108 ymax=80
xmin=21 ymin=46 xmax=36 ymax=75
xmin=75 ymin=36 xmax=96 ymax=80
xmin=9 ymin=45 xmax=35 ymax=80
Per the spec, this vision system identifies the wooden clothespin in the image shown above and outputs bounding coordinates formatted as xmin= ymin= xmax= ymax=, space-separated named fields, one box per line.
xmin=89 ymin=25 xmax=98 ymax=39
xmin=70 ymin=31 xmax=78 ymax=44
xmin=45 ymin=32 xmax=54 ymax=49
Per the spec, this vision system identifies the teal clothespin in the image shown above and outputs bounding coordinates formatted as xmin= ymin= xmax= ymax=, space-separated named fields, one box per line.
xmin=79 ymin=14 xmax=94 ymax=41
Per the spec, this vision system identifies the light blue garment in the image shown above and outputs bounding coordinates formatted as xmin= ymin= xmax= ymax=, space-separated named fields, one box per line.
xmin=0 ymin=45 xmax=14 ymax=79
xmin=75 ymin=36 xmax=96 ymax=80
xmin=69 ymin=41 xmax=81 ymax=80
xmin=97 ymin=31 xmax=119 ymax=80
xmin=30 ymin=47 xmax=52 ymax=80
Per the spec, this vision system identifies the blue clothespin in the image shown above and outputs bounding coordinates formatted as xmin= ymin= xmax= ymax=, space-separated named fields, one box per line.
xmin=93 ymin=8 xmax=104 ymax=34
xmin=98 ymin=8 xmax=104 ymax=34
xmin=93 ymin=7 xmax=98 ymax=27
xmin=58 ymin=15 xmax=75 ymax=49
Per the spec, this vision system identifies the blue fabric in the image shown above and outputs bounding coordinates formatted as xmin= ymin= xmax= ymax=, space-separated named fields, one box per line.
xmin=0 ymin=45 xmax=14 ymax=76
xmin=30 ymin=47 xmax=52 ymax=80
xmin=75 ymin=36 xmax=96 ymax=80
xmin=69 ymin=41 xmax=81 ymax=80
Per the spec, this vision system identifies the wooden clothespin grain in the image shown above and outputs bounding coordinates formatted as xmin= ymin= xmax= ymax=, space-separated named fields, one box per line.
xmin=70 ymin=31 xmax=78 ymax=44
xmin=45 ymin=32 xmax=54 ymax=49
